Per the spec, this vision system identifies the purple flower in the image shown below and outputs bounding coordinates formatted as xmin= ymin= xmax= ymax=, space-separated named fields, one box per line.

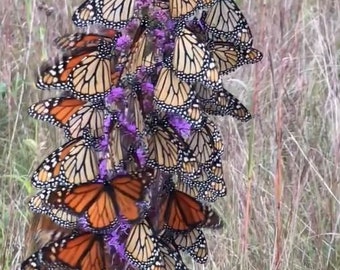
xmin=100 ymin=134 xmax=109 ymax=149
xmin=99 ymin=159 xmax=107 ymax=179
xmin=78 ymin=217 xmax=91 ymax=231
xmin=106 ymin=219 xmax=131 ymax=259
xmin=135 ymin=66 xmax=148 ymax=82
xmin=136 ymin=0 xmax=152 ymax=9
xmin=153 ymin=29 xmax=165 ymax=40
xmin=169 ymin=116 xmax=191 ymax=138
xmin=104 ymin=116 xmax=112 ymax=130
xmin=124 ymin=122 xmax=137 ymax=135
xmin=153 ymin=29 xmax=166 ymax=47
xmin=141 ymin=82 xmax=154 ymax=95
xmin=125 ymin=19 xmax=140 ymax=35
xmin=150 ymin=8 xmax=170 ymax=23
xmin=165 ymin=19 xmax=176 ymax=31
xmin=116 ymin=35 xmax=132 ymax=52
xmin=106 ymin=87 xmax=125 ymax=104
xmin=136 ymin=147 xmax=147 ymax=166
xmin=119 ymin=114 xmax=137 ymax=135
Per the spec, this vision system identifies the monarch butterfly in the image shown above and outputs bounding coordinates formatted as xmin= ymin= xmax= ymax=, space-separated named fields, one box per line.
xmin=154 ymin=67 xmax=195 ymax=111
xmin=162 ymin=228 xmax=209 ymax=264
xmin=170 ymin=27 xmax=220 ymax=88
xmin=28 ymin=97 xmax=106 ymax=139
xmin=166 ymin=98 xmax=205 ymax=128
xmin=27 ymin=214 xmax=72 ymax=252
xmin=164 ymin=0 xmax=216 ymax=20
xmin=29 ymin=192 xmax=79 ymax=229
xmin=184 ymin=117 xmax=224 ymax=164
xmin=176 ymin=180 xmax=218 ymax=202
xmin=204 ymin=0 xmax=254 ymax=49
xmin=54 ymin=30 xmax=118 ymax=51
xmin=155 ymin=238 xmax=189 ymax=270
xmin=105 ymin=119 xmax=137 ymax=173
xmin=30 ymin=175 xmax=148 ymax=231
xmin=31 ymin=136 xmax=99 ymax=188
xmin=190 ymin=159 xmax=227 ymax=199
xmin=122 ymin=27 xmax=157 ymax=77
xmin=196 ymin=83 xmax=252 ymax=122
xmin=160 ymin=182 xmax=222 ymax=231
xmin=73 ymin=0 xmax=136 ymax=29
xmin=21 ymin=232 xmax=112 ymax=270
xmin=145 ymin=115 xmax=185 ymax=172
xmin=36 ymin=39 xmax=114 ymax=102
xmin=186 ymin=21 xmax=262 ymax=74
xmin=127 ymin=87 xmax=147 ymax=135
xmin=180 ymin=150 xmax=200 ymax=177
xmin=125 ymin=219 xmax=161 ymax=268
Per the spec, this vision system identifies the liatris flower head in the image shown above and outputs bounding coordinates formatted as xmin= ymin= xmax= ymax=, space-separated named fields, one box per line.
xmin=119 ymin=114 xmax=137 ymax=136
xmin=107 ymin=218 xmax=131 ymax=258
xmin=150 ymin=7 xmax=170 ymax=24
xmin=152 ymin=29 xmax=166 ymax=47
xmin=169 ymin=115 xmax=191 ymax=138
xmin=106 ymin=87 xmax=125 ymax=105
xmin=141 ymin=81 xmax=154 ymax=95
xmin=136 ymin=146 xmax=147 ymax=166
xmin=115 ymin=35 xmax=132 ymax=53
xmin=136 ymin=0 xmax=152 ymax=9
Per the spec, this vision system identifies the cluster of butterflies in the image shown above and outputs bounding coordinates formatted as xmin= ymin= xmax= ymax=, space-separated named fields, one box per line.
xmin=22 ymin=0 xmax=262 ymax=269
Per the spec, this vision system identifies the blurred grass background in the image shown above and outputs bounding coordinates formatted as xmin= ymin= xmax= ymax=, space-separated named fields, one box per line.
xmin=0 ymin=0 xmax=339 ymax=269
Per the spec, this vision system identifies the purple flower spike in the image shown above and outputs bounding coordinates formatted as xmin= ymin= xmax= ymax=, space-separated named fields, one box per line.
xmin=99 ymin=159 xmax=107 ymax=179
xmin=78 ymin=217 xmax=91 ymax=232
xmin=135 ymin=66 xmax=148 ymax=82
xmin=106 ymin=87 xmax=125 ymax=104
xmin=119 ymin=114 xmax=137 ymax=135
xmin=136 ymin=0 xmax=152 ymax=9
xmin=125 ymin=19 xmax=140 ymax=34
xmin=136 ymin=147 xmax=147 ymax=166
xmin=141 ymin=82 xmax=154 ymax=95
xmin=125 ymin=122 xmax=137 ymax=135
xmin=151 ymin=8 xmax=170 ymax=23
xmin=153 ymin=29 xmax=166 ymax=47
xmin=107 ymin=233 xmax=126 ymax=259
xmin=116 ymin=35 xmax=132 ymax=52
xmin=107 ymin=219 xmax=131 ymax=259
xmin=104 ymin=116 xmax=113 ymax=131
xmin=165 ymin=19 xmax=176 ymax=31
xmin=164 ymin=42 xmax=175 ymax=54
xmin=170 ymin=116 xmax=191 ymax=138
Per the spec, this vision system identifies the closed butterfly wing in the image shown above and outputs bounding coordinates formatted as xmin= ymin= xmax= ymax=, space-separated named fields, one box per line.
xmin=205 ymin=0 xmax=253 ymax=49
xmin=125 ymin=219 xmax=161 ymax=268
xmin=146 ymin=116 xmax=184 ymax=172
xmin=154 ymin=67 xmax=195 ymax=111
xmin=199 ymin=84 xmax=252 ymax=121
xmin=185 ymin=117 xmax=224 ymax=164
xmin=36 ymin=40 xmax=113 ymax=102
xmin=170 ymin=27 xmax=220 ymax=88
xmin=154 ymin=239 xmax=189 ymax=270
xmin=73 ymin=0 xmax=135 ymax=29
xmin=29 ymin=192 xmax=79 ymax=229
xmin=31 ymin=137 xmax=99 ymax=188
xmin=28 ymin=97 xmax=106 ymax=139
xmin=26 ymin=214 xmax=72 ymax=252
xmin=161 ymin=186 xmax=222 ymax=231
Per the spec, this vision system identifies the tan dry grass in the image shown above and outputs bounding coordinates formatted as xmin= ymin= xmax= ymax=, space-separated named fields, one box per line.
xmin=0 ymin=0 xmax=339 ymax=269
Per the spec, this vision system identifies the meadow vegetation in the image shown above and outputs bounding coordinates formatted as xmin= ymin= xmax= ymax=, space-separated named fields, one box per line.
xmin=0 ymin=0 xmax=339 ymax=269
